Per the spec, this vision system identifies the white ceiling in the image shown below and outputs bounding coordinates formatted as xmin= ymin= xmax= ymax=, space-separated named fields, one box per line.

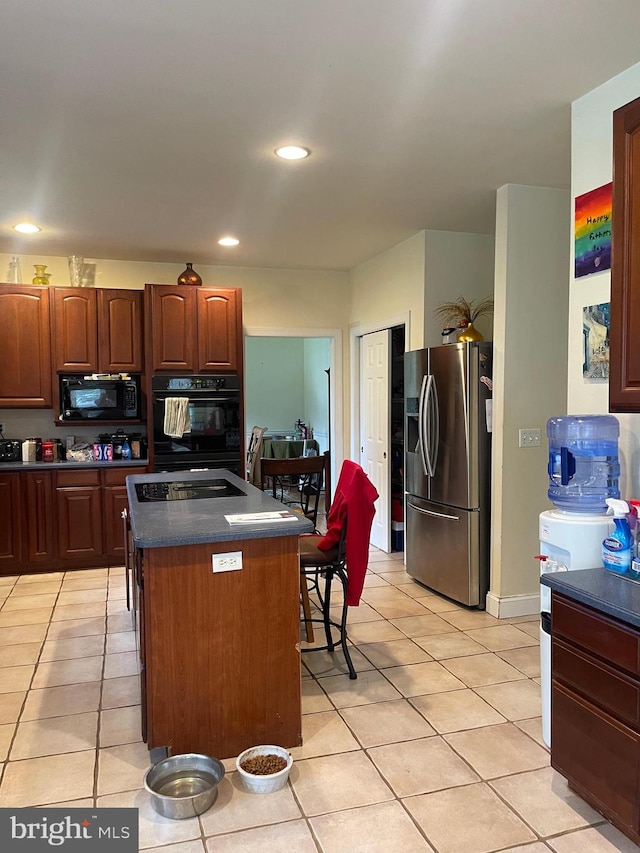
xmin=2 ymin=0 xmax=640 ymax=272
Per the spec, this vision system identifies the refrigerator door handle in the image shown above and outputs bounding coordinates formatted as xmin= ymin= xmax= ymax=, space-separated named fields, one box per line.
xmin=420 ymin=374 xmax=437 ymax=477
xmin=417 ymin=374 xmax=430 ymax=476
xmin=407 ymin=501 xmax=459 ymax=522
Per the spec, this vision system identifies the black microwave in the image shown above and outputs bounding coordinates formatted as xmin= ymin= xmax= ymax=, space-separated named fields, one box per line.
xmin=60 ymin=375 xmax=140 ymax=420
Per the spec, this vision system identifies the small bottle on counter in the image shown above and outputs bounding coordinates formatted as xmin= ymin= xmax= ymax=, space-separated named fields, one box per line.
xmin=41 ymin=440 xmax=55 ymax=462
xmin=121 ymin=438 xmax=131 ymax=460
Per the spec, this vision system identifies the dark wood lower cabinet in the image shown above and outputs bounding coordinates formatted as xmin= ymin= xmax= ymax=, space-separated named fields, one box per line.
xmin=0 ymin=465 xmax=146 ymax=575
xmin=56 ymin=485 xmax=103 ymax=560
xmin=23 ymin=471 xmax=54 ymax=565
xmin=551 ymin=592 xmax=640 ymax=844
xmin=0 ymin=472 xmax=22 ymax=566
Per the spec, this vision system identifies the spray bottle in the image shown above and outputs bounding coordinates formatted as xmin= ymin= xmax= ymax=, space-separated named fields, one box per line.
xmin=628 ymin=499 xmax=640 ymax=575
xmin=602 ymin=498 xmax=632 ymax=574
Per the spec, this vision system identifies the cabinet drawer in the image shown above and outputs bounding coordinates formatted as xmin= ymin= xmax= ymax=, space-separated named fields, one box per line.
xmin=553 ymin=637 xmax=640 ymax=726
xmin=56 ymin=470 xmax=101 ymax=488
xmin=102 ymin=467 xmax=147 ymax=486
xmin=553 ymin=594 xmax=640 ymax=677
xmin=552 ymin=681 xmax=640 ymax=832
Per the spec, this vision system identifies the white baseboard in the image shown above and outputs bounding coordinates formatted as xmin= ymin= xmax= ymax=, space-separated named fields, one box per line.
xmin=485 ymin=591 xmax=540 ymax=619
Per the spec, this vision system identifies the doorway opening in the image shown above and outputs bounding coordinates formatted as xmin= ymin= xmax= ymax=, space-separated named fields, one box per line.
xmin=354 ymin=320 xmax=407 ymax=554
xmin=244 ymin=327 xmax=343 ymax=498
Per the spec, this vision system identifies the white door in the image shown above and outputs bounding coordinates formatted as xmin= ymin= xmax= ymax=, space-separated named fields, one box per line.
xmin=360 ymin=329 xmax=390 ymax=552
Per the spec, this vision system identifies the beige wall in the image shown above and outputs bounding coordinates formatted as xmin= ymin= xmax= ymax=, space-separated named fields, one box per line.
xmin=423 ymin=230 xmax=495 ymax=348
xmin=0 ymin=255 xmax=349 ymax=330
xmin=490 ymin=184 xmax=570 ymax=608
xmin=348 ymin=232 xmax=426 ymax=352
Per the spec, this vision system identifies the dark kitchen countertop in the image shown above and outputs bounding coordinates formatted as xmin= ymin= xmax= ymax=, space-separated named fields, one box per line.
xmin=126 ymin=468 xmax=314 ymax=548
xmin=541 ymin=567 xmax=640 ymax=629
xmin=0 ymin=460 xmax=149 ymax=470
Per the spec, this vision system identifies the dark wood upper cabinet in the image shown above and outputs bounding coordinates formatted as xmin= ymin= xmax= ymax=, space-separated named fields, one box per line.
xmin=147 ymin=284 xmax=242 ymax=373
xmin=148 ymin=286 xmax=196 ymax=371
xmin=0 ymin=285 xmax=52 ymax=407
xmin=52 ymin=287 xmax=143 ymax=374
xmin=610 ymin=94 xmax=640 ymax=411
xmin=51 ymin=288 xmax=98 ymax=373
xmin=98 ymin=289 xmax=144 ymax=373
xmin=197 ymin=288 xmax=242 ymax=372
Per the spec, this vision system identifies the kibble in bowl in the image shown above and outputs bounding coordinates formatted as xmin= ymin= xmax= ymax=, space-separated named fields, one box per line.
xmin=235 ymin=745 xmax=293 ymax=794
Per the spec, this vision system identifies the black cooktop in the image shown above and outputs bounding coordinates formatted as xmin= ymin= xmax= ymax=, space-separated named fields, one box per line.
xmin=135 ymin=478 xmax=246 ymax=502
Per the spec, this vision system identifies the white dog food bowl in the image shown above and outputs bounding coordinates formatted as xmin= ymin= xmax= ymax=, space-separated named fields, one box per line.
xmin=235 ymin=745 xmax=293 ymax=794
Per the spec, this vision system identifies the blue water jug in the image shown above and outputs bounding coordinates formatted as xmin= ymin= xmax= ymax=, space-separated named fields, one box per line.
xmin=547 ymin=415 xmax=620 ymax=513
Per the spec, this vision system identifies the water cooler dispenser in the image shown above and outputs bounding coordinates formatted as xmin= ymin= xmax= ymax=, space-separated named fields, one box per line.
xmin=539 ymin=414 xmax=620 ymax=748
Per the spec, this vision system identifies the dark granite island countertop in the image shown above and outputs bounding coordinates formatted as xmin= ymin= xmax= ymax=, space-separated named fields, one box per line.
xmin=126 ymin=468 xmax=314 ymax=547
xmin=541 ymin=566 xmax=640 ymax=629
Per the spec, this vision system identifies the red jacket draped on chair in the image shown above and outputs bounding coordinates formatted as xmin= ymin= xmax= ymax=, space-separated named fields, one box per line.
xmin=317 ymin=460 xmax=379 ymax=606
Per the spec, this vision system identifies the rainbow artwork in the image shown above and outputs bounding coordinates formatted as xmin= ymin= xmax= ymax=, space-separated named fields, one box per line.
xmin=575 ymin=182 xmax=612 ymax=278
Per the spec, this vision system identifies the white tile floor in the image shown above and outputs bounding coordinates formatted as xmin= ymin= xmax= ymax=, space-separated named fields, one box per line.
xmin=0 ymin=552 xmax=636 ymax=852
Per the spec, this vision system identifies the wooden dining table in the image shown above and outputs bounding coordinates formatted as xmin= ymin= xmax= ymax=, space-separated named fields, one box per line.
xmin=262 ymin=437 xmax=319 ymax=459
xmin=256 ymin=438 xmax=320 ymax=488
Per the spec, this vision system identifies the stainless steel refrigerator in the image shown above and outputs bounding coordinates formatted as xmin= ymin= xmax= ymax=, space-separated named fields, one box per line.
xmin=404 ymin=342 xmax=493 ymax=607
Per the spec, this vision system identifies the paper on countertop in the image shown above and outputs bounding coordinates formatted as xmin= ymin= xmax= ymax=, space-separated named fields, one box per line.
xmin=225 ymin=511 xmax=299 ymax=525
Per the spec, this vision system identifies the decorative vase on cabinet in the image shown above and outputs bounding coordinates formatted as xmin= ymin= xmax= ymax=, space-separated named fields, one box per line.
xmin=177 ymin=263 xmax=202 ymax=286
xmin=32 ymin=264 xmax=49 ymax=286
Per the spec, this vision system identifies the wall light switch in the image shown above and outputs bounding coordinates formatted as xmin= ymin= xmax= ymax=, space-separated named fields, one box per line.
xmin=519 ymin=428 xmax=542 ymax=448
xmin=212 ymin=551 xmax=243 ymax=572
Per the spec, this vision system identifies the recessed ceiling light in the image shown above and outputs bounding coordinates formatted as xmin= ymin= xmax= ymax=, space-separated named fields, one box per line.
xmin=218 ymin=236 xmax=240 ymax=247
xmin=275 ymin=145 xmax=310 ymax=160
xmin=13 ymin=222 xmax=41 ymax=234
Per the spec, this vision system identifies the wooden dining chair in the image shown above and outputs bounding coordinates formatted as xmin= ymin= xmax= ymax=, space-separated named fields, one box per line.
xmin=261 ymin=454 xmax=326 ymax=643
xmin=245 ymin=426 xmax=267 ymax=485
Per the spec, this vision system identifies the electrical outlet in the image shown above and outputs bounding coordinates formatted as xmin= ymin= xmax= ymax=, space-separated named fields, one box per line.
xmin=212 ymin=551 xmax=243 ymax=572
xmin=519 ymin=428 xmax=542 ymax=448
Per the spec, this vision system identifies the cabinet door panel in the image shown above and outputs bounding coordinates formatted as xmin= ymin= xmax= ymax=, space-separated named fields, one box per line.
xmin=552 ymin=594 xmax=640 ymax=677
xmin=553 ymin=637 xmax=640 ymax=726
xmin=0 ymin=473 xmax=22 ymax=566
xmin=52 ymin=288 xmax=98 ymax=372
xmin=23 ymin=472 xmax=54 ymax=564
xmin=103 ymin=486 xmax=129 ymax=560
xmin=552 ymin=681 xmax=640 ymax=831
xmin=197 ymin=288 xmax=240 ymax=371
xmin=150 ymin=287 xmax=196 ymax=371
xmin=56 ymin=487 xmax=103 ymax=559
xmin=98 ymin=290 xmax=144 ymax=373
xmin=0 ymin=287 xmax=52 ymax=407
xmin=611 ymin=94 xmax=640 ymax=411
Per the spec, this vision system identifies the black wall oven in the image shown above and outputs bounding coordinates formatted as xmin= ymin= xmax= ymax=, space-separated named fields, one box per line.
xmin=151 ymin=375 xmax=242 ymax=474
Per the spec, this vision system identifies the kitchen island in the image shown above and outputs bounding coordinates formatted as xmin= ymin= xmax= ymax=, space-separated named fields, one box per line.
xmin=126 ymin=468 xmax=313 ymax=760
xmin=542 ymin=568 xmax=640 ymax=845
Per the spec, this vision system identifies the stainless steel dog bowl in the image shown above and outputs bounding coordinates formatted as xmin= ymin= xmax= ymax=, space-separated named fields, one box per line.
xmin=143 ymin=753 xmax=225 ymax=819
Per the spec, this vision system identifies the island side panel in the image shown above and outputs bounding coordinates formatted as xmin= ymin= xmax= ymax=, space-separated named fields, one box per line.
xmin=143 ymin=535 xmax=302 ymax=758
